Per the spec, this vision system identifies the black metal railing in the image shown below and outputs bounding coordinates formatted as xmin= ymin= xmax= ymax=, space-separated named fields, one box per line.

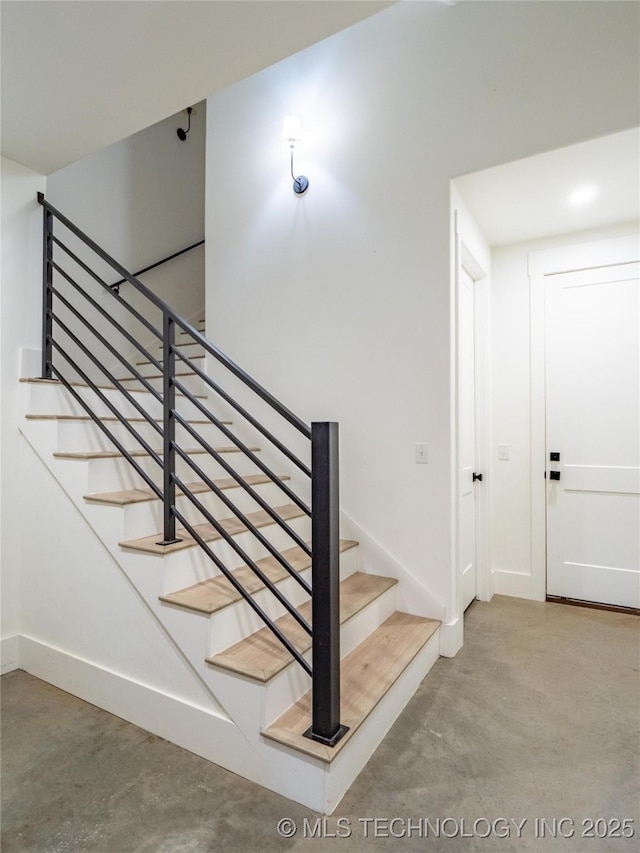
xmin=37 ymin=192 xmax=347 ymax=746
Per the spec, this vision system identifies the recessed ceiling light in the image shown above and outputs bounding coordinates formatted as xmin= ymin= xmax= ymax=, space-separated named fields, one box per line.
xmin=567 ymin=185 xmax=598 ymax=205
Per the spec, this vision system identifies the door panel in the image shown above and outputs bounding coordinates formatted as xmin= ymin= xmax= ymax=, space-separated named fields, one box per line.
xmin=545 ymin=261 xmax=640 ymax=608
xmin=459 ymin=266 xmax=477 ymax=609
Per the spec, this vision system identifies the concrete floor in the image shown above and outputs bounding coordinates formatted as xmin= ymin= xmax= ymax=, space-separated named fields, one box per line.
xmin=2 ymin=596 xmax=639 ymax=853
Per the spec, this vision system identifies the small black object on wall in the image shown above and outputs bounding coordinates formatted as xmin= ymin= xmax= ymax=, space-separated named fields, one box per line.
xmin=177 ymin=107 xmax=192 ymax=141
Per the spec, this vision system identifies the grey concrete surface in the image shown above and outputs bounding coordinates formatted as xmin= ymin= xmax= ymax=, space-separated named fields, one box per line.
xmin=2 ymin=596 xmax=638 ymax=853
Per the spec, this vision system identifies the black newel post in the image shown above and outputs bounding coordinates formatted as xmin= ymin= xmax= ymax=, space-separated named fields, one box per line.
xmin=39 ymin=192 xmax=53 ymax=379
xmin=305 ymin=421 xmax=348 ymax=746
xmin=157 ymin=312 xmax=182 ymax=546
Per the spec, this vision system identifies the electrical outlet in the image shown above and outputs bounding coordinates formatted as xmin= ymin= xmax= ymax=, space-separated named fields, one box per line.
xmin=415 ymin=443 xmax=429 ymax=464
xmin=498 ymin=444 xmax=510 ymax=461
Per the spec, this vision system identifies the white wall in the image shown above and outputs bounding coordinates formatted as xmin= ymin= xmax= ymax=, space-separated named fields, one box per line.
xmin=204 ymin=1 xmax=640 ymax=625
xmin=1 ymin=157 xmax=46 ymax=669
xmin=489 ymin=220 xmax=640 ymax=601
xmin=45 ymin=105 xmax=206 ymax=382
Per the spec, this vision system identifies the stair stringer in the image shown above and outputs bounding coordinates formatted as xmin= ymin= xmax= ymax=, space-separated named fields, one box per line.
xmin=14 ymin=426 xmax=270 ymax=791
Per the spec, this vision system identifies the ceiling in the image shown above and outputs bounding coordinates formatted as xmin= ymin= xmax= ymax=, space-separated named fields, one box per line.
xmin=0 ymin=0 xmax=394 ymax=175
xmin=454 ymin=128 xmax=640 ymax=247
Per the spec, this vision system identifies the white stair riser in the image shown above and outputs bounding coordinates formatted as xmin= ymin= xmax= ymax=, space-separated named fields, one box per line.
xmin=116 ymin=480 xmax=294 ymax=540
xmin=262 ymin=580 xmax=398 ymax=726
xmin=155 ymin=515 xmax=313 ymax=592
xmin=53 ymin=419 xmax=233 ymax=452
xmin=130 ymin=357 xmax=206 ymax=379
xmin=83 ymin=449 xmax=267 ymax=493
xmin=206 ymin=571 xmax=313 ymax=658
xmin=152 ymin=342 xmax=206 ymax=361
xmin=120 ymin=372 xmax=206 ymax=397
xmin=206 ymin=545 xmax=360 ymax=655
xmin=25 ymin=382 xmax=206 ymax=421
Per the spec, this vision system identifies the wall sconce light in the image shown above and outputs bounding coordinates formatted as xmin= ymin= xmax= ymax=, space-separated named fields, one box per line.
xmin=281 ymin=115 xmax=309 ymax=195
xmin=177 ymin=107 xmax=192 ymax=141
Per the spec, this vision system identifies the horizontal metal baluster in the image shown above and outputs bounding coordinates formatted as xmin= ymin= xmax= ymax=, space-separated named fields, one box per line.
xmin=39 ymin=196 xmax=171 ymax=314
xmin=51 ymin=235 xmax=162 ymax=343
xmin=173 ymin=478 xmax=311 ymax=635
xmin=49 ymin=332 xmax=164 ymax=468
xmin=171 ymin=505 xmax=312 ymax=676
xmin=173 ymin=318 xmax=311 ymax=439
xmin=173 ymin=377 xmax=311 ymax=516
xmin=48 ymin=313 xmax=163 ymax=433
xmin=175 ymin=413 xmax=311 ymax=556
xmin=41 ymin=195 xmax=309 ymax=439
xmin=173 ymin=445 xmax=312 ymax=596
xmin=48 ymin=307 xmax=162 ymax=414
xmin=51 ymin=259 xmax=162 ymax=372
xmin=174 ymin=348 xmax=311 ymax=477
xmin=51 ymin=285 xmax=164 ymax=403
xmin=49 ymin=367 xmax=164 ymax=498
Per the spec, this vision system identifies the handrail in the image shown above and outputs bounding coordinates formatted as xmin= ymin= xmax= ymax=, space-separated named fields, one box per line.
xmin=37 ymin=191 xmax=346 ymax=748
xmin=110 ymin=239 xmax=205 ymax=294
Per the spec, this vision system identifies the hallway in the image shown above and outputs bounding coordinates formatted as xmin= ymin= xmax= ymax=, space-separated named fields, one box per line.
xmin=2 ymin=595 xmax=638 ymax=852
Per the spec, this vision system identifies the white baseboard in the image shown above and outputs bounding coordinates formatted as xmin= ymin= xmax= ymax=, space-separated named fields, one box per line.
xmin=492 ymin=570 xmax=545 ymax=602
xmin=17 ymin=635 xmax=264 ymax=785
xmin=439 ymin=616 xmax=463 ymax=657
xmin=1 ymin=635 xmax=20 ymax=674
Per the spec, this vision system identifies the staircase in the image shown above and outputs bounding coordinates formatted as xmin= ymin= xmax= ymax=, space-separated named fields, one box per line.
xmin=19 ymin=194 xmax=442 ymax=813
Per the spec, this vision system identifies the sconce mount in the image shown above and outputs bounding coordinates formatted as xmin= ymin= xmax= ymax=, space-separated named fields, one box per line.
xmin=282 ymin=115 xmax=309 ymax=195
xmin=177 ymin=107 xmax=192 ymax=141
xmin=290 ymin=150 xmax=309 ymax=195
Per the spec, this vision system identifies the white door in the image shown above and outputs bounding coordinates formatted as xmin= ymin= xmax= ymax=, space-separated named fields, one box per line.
xmin=545 ymin=259 xmax=640 ymax=608
xmin=460 ymin=266 xmax=478 ymax=609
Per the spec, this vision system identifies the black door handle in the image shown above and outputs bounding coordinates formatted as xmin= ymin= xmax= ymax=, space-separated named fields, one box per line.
xmin=473 ymin=472 xmax=483 ymax=482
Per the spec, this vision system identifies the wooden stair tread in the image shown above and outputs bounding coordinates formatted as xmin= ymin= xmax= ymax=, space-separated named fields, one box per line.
xmin=20 ymin=377 xmax=206 ymax=398
xmin=207 ymin=571 xmax=396 ymax=682
xmin=162 ymin=539 xmax=358 ymax=615
xmin=54 ymin=445 xmax=258 ymax=460
xmin=85 ymin=473 xmax=289 ymax=506
xmin=120 ymin=369 xmax=199 ymax=382
xmin=262 ymin=612 xmax=441 ymax=763
xmin=119 ymin=503 xmax=305 ymax=555
xmin=136 ymin=354 xmax=205 ymax=367
xmin=159 ymin=340 xmax=204 ymax=350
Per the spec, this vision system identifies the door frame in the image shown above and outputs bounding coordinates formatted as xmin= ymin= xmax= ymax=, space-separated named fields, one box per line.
xmin=454 ymin=229 xmax=491 ymax=618
xmin=528 ymin=234 xmax=639 ymax=599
